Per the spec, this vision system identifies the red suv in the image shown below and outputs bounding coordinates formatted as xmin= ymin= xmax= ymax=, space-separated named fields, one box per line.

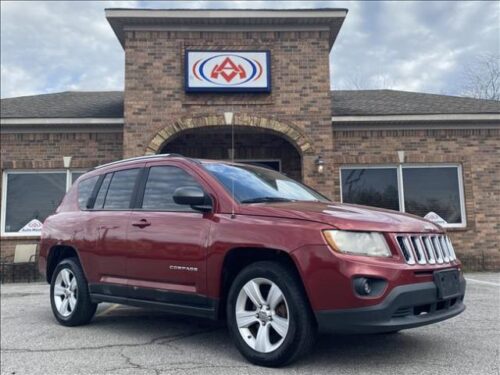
xmin=39 ymin=155 xmax=466 ymax=366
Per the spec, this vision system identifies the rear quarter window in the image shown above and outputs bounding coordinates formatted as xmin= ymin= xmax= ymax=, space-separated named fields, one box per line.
xmin=77 ymin=176 xmax=99 ymax=210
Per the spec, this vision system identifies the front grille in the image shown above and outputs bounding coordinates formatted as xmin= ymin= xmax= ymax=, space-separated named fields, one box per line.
xmin=395 ymin=234 xmax=457 ymax=265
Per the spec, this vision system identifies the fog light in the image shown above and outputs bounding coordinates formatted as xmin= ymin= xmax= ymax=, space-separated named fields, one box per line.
xmin=353 ymin=277 xmax=387 ymax=297
xmin=354 ymin=277 xmax=371 ymax=296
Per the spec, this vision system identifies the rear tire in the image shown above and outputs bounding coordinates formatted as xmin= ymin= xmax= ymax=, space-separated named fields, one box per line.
xmin=227 ymin=261 xmax=316 ymax=367
xmin=50 ymin=258 xmax=97 ymax=326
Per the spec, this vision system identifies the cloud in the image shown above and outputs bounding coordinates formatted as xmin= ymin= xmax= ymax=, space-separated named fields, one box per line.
xmin=1 ymin=0 xmax=499 ymax=98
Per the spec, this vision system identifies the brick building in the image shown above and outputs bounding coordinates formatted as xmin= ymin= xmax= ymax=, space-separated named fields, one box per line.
xmin=1 ymin=9 xmax=499 ymax=277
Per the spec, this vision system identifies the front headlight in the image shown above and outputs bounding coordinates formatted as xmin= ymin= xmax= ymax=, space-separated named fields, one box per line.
xmin=322 ymin=230 xmax=391 ymax=257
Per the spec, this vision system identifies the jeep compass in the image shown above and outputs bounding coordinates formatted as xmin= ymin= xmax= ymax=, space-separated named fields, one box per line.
xmin=39 ymin=155 xmax=466 ymax=366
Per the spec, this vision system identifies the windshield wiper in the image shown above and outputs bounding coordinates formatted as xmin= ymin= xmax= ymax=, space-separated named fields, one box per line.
xmin=241 ymin=197 xmax=293 ymax=204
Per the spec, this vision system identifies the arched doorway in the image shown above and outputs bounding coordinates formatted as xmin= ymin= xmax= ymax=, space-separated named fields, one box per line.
xmin=159 ymin=126 xmax=302 ymax=181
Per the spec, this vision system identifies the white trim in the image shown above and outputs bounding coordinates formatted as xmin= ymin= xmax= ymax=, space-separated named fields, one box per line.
xmin=124 ymin=25 xmax=331 ymax=33
xmin=1 ymin=169 xmax=85 ymax=238
xmin=1 ymin=118 xmax=123 ymax=125
xmin=332 ymin=114 xmax=500 ymax=123
xmin=105 ymin=9 xmax=348 ymax=19
xmin=339 ymin=164 xmax=467 ymax=228
xmin=397 ymin=165 xmax=405 ymax=212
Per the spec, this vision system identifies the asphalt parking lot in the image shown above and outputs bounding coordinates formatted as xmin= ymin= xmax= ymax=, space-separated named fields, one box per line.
xmin=1 ymin=273 xmax=499 ymax=375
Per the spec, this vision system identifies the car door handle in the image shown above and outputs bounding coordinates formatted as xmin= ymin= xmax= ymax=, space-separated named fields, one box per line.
xmin=132 ymin=219 xmax=151 ymax=228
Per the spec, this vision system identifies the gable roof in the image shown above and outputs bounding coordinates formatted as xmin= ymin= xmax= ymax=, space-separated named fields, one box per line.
xmin=331 ymin=89 xmax=500 ymax=116
xmin=1 ymin=89 xmax=499 ymax=121
xmin=0 ymin=91 xmax=124 ymax=119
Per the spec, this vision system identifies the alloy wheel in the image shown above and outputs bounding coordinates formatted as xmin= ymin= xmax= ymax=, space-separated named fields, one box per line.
xmin=235 ymin=277 xmax=290 ymax=353
xmin=53 ymin=268 xmax=78 ymax=317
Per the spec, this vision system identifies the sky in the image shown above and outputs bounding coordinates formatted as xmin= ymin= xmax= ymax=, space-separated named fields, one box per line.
xmin=1 ymin=0 xmax=499 ymax=98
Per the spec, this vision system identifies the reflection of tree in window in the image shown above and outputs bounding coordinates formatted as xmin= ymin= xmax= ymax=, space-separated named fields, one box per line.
xmin=342 ymin=169 xmax=399 ymax=211
xmin=403 ymin=167 xmax=461 ymax=224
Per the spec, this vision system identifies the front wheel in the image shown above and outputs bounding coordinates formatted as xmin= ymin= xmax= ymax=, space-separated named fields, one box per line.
xmin=227 ymin=261 xmax=316 ymax=367
xmin=50 ymin=258 xmax=97 ymax=326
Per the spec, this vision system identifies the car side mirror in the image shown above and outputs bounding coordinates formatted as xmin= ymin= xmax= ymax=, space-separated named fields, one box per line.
xmin=173 ymin=186 xmax=212 ymax=212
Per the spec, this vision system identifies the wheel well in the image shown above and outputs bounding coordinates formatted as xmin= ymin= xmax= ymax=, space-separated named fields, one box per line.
xmin=218 ymin=247 xmax=307 ymax=319
xmin=46 ymin=245 xmax=80 ymax=283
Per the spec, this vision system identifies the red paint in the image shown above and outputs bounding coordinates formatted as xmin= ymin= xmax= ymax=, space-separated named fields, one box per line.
xmin=39 ymin=157 xmax=461 ymax=313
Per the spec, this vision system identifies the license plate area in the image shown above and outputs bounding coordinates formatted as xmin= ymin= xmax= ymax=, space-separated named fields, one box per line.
xmin=434 ymin=269 xmax=460 ymax=299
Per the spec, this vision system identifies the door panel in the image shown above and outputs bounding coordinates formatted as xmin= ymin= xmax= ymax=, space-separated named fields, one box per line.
xmin=86 ymin=167 xmax=142 ymax=296
xmin=125 ymin=164 xmax=213 ymax=302
xmin=127 ymin=211 xmax=211 ymax=297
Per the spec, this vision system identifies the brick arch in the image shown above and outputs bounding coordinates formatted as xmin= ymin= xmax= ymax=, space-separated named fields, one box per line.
xmin=145 ymin=113 xmax=315 ymax=156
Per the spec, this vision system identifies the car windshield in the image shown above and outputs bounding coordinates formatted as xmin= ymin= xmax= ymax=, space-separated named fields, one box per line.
xmin=203 ymin=163 xmax=329 ymax=203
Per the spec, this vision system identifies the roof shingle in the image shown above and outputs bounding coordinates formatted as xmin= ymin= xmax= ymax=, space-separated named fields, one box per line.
xmin=1 ymin=89 xmax=499 ymax=119
xmin=331 ymin=89 xmax=500 ymax=116
xmin=0 ymin=91 xmax=123 ymax=118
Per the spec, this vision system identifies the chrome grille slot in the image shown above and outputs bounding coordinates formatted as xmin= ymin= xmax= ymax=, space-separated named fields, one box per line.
xmin=396 ymin=234 xmax=457 ymax=265
xmin=439 ymin=236 xmax=450 ymax=262
xmin=422 ymin=236 xmax=436 ymax=264
xmin=446 ymin=236 xmax=457 ymax=261
xmin=411 ymin=236 xmax=427 ymax=264
xmin=431 ymin=236 xmax=444 ymax=263
xmin=396 ymin=236 xmax=416 ymax=264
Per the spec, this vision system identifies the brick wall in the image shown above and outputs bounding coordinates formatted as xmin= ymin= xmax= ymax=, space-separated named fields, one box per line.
xmin=124 ymin=30 xmax=334 ymax=196
xmin=0 ymin=132 xmax=123 ymax=263
xmin=332 ymin=127 xmax=500 ymax=271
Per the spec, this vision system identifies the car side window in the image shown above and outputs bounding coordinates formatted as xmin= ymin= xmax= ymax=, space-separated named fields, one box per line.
xmin=77 ymin=176 xmax=99 ymax=210
xmin=102 ymin=169 xmax=140 ymax=210
xmin=141 ymin=166 xmax=203 ymax=211
xmin=93 ymin=173 xmax=112 ymax=209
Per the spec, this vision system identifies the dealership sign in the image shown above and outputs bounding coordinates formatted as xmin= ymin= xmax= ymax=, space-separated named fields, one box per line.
xmin=185 ymin=51 xmax=271 ymax=92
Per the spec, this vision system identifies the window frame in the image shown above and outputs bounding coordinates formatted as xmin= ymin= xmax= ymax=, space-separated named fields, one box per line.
xmin=1 ymin=169 xmax=87 ymax=237
xmin=339 ymin=164 xmax=466 ymax=229
xmin=87 ymin=168 xmax=144 ymax=211
xmin=134 ymin=165 xmax=209 ymax=213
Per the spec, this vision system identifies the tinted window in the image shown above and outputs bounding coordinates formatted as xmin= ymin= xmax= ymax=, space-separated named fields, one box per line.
xmin=77 ymin=176 xmax=99 ymax=210
xmin=341 ymin=168 xmax=399 ymax=210
xmin=142 ymin=166 xmax=202 ymax=211
xmin=4 ymin=173 xmax=66 ymax=233
xmin=94 ymin=173 xmax=112 ymax=209
xmin=403 ymin=167 xmax=462 ymax=224
xmin=103 ymin=169 xmax=140 ymax=210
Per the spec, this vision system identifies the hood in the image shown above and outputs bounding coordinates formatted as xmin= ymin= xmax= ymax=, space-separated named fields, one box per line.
xmin=239 ymin=201 xmax=443 ymax=233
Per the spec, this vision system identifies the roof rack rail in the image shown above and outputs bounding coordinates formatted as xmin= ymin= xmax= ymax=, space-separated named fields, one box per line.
xmin=93 ymin=153 xmax=183 ymax=170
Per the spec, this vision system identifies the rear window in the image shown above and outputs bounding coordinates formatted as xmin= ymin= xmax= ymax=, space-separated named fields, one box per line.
xmin=77 ymin=176 xmax=99 ymax=209
xmin=102 ymin=169 xmax=140 ymax=210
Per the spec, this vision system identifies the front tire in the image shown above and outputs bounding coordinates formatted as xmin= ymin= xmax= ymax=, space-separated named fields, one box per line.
xmin=50 ymin=258 xmax=97 ymax=326
xmin=227 ymin=261 xmax=316 ymax=367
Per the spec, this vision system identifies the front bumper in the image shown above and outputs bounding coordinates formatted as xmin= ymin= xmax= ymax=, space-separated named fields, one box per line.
xmin=316 ymin=279 xmax=466 ymax=334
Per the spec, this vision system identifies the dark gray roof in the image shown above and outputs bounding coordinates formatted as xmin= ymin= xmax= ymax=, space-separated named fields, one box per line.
xmin=1 ymin=89 xmax=499 ymax=119
xmin=331 ymin=89 xmax=500 ymax=116
xmin=0 ymin=91 xmax=124 ymax=118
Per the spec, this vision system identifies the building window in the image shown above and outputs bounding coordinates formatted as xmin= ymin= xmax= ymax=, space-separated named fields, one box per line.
xmin=1 ymin=170 xmax=86 ymax=236
xmin=341 ymin=168 xmax=399 ymax=211
xmin=340 ymin=165 xmax=466 ymax=228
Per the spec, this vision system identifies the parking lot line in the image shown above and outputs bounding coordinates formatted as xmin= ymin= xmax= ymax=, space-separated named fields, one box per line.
xmin=465 ymin=278 xmax=500 ymax=287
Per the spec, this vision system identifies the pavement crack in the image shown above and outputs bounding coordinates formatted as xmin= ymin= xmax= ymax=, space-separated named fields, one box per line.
xmin=1 ymin=327 xmax=220 ymax=354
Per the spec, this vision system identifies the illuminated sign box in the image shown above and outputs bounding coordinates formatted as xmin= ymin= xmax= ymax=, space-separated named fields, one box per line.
xmin=185 ymin=51 xmax=271 ymax=93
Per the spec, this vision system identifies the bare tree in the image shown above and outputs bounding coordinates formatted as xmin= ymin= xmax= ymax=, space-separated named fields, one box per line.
xmin=459 ymin=53 xmax=500 ymax=100
xmin=345 ymin=67 xmax=395 ymax=90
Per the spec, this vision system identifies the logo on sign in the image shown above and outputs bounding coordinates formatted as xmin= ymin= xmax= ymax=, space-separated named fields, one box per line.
xmin=186 ymin=51 xmax=270 ymax=92
xmin=192 ymin=54 xmax=262 ymax=86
